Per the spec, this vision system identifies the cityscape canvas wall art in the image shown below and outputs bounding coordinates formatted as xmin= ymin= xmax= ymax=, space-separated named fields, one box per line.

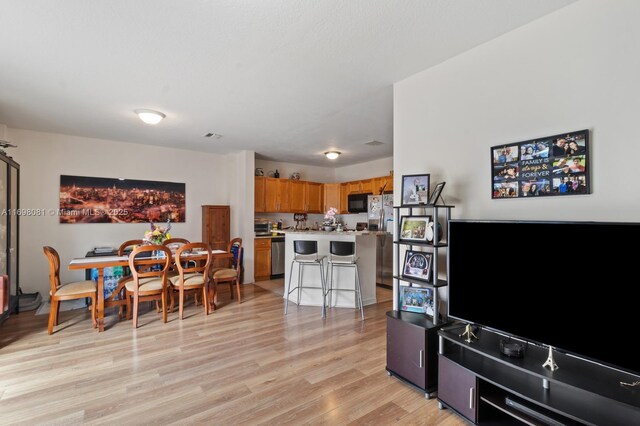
xmin=59 ymin=175 xmax=186 ymax=223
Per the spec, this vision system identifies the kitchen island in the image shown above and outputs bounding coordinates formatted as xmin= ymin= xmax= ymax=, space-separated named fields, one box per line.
xmin=283 ymin=230 xmax=377 ymax=308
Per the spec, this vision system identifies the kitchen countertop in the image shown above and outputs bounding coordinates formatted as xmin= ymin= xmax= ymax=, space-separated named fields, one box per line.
xmin=281 ymin=230 xmax=390 ymax=236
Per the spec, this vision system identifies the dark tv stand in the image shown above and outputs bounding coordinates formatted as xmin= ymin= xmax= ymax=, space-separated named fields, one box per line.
xmin=437 ymin=325 xmax=640 ymax=425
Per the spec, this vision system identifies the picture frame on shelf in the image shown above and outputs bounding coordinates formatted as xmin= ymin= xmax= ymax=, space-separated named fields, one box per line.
xmin=401 ymin=174 xmax=430 ymax=206
xmin=402 ymin=250 xmax=433 ymax=282
xmin=427 ymin=182 xmax=446 ymax=205
xmin=400 ymin=285 xmax=434 ymax=316
xmin=399 ymin=215 xmax=431 ymax=242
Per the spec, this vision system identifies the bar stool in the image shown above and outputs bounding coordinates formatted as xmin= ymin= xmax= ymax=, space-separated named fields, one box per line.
xmin=325 ymin=241 xmax=364 ymax=320
xmin=285 ymin=240 xmax=327 ymax=318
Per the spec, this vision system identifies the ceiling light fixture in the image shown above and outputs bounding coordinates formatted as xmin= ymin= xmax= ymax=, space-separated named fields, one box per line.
xmin=134 ymin=109 xmax=165 ymax=125
xmin=324 ymin=151 xmax=341 ymax=160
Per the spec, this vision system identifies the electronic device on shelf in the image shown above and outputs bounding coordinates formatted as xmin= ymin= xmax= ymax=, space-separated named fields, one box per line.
xmin=500 ymin=339 xmax=525 ymax=358
xmin=448 ymin=220 xmax=640 ymax=377
xmin=505 ymin=396 xmax=567 ymax=426
xmin=93 ymin=246 xmax=116 ymax=254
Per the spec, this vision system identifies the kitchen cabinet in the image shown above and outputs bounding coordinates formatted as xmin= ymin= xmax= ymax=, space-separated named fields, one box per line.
xmin=254 ymin=238 xmax=271 ymax=281
xmin=359 ymin=178 xmax=374 ymax=194
xmin=339 ymin=183 xmax=349 ymax=214
xmin=289 ymin=180 xmax=306 ymax=212
xmin=255 ymin=177 xmax=265 ymax=212
xmin=202 ymin=205 xmax=230 ymax=268
xmin=374 ymin=175 xmax=393 ymax=194
xmin=323 ymin=183 xmax=340 ymax=214
xmin=347 ymin=181 xmax=361 ymax=194
xmin=306 ymin=182 xmax=323 ymax=213
xmin=265 ymin=178 xmax=290 ymax=212
xmin=255 ymin=174 xmax=392 ymax=214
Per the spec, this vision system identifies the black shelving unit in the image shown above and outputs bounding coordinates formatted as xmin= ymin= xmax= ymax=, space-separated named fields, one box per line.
xmin=0 ymin=152 xmax=19 ymax=324
xmin=386 ymin=203 xmax=454 ymax=398
xmin=393 ymin=203 xmax=453 ymax=321
xmin=437 ymin=325 xmax=640 ymax=425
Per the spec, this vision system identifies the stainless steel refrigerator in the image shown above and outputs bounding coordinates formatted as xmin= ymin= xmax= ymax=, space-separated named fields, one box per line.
xmin=368 ymin=195 xmax=394 ymax=287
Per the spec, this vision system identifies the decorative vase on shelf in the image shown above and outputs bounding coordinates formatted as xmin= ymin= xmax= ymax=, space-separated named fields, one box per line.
xmin=324 ymin=225 xmax=335 ymax=232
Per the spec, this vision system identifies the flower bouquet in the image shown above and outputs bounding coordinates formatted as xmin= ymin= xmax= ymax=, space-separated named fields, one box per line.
xmin=143 ymin=219 xmax=172 ymax=245
xmin=323 ymin=207 xmax=338 ymax=231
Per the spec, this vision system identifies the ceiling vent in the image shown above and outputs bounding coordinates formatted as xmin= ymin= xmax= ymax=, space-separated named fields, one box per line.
xmin=365 ymin=140 xmax=384 ymax=146
xmin=203 ymin=133 xmax=223 ymax=139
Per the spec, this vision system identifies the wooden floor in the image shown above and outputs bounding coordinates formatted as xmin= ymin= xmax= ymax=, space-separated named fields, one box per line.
xmin=0 ymin=284 xmax=464 ymax=425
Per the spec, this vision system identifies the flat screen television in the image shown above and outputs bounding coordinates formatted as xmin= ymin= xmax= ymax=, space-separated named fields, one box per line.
xmin=448 ymin=220 xmax=640 ymax=376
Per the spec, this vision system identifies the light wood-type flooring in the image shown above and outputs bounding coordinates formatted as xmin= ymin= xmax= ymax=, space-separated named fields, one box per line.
xmin=0 ymin=283 xmax=464 ymax=425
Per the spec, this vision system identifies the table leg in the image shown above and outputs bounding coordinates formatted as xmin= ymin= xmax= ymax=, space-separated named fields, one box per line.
xmin=96 ymin=268 xmax=105 ymax=332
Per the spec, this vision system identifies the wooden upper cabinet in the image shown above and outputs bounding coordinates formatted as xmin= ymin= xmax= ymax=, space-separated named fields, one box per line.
xmin=278 ymin=180 xmax=290 ymax=212
xmin=264 ymin=178 xmax=290 ymax=212
xmin=256 ymin=174 xmax=392 ymax=213
xmin=255 ymin=177 xmax=266 ymax=212
xmin=306 ymin=181 xmax=323 ymax=213
xmin=347 ymin=181 xmax=361 ymax=194
xmin=340 ymin=183 xmax=349 ymax=214
xmin=323 ymin=183 xmax=340 ymax=214
xmin=374 ymin=175 xmax=393 ymax=195
xmin=289 ymin=180 xmax=306 ymax=212
xmin=360 ymin=178 xmax=374 ymax=194
xmin=264 ymin=178 xmax=279 ymax=212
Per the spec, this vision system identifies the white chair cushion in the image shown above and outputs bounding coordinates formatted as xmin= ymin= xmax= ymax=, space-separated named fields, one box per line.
xmin=52 ymin=280 xmax=96 ymax=296
xmin=294 ymin=254 xmax=325 ymax=263
xmin=170 ymin=272 xmax=205 ymax=287
xmin=329 ymin=255 xmax=358 ymax=264
xmin=213 ymin=268 xmax=237 ymax=279
xmin=125 ymin=277 xmax=164 ymax=292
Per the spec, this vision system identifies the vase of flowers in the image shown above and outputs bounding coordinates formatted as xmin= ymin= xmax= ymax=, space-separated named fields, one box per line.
xmin=143 ymin=220 xmax=172 ymax=246
xmin=323 ymin=207 xmax=338 ymax=231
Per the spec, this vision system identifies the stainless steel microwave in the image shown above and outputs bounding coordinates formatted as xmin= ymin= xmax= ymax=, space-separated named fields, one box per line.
xmin=347 ymin=193 xmax=371 ymax=213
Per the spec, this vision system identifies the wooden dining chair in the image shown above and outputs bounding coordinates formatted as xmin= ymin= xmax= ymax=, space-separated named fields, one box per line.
xmin=162 ymin=238 xmax=203 ymax=309
xmin=125 ymin=244 xmax=171 ymax=328
xmin=170 ymin=243 xmax=211 ymax=319
xmin=43 ymin=246 xmax=97 ymax=335
xmin=105 ymin=239 xmax=143 ymax=319
xmin=209 ymin=238 xmax=243 ymax=309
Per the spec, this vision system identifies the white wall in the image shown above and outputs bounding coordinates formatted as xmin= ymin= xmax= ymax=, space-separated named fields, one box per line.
xmin=334 ymin=157 xmax=393 ymax=182
xmin=255 ymin=159 xmax=335 ymax=183
xmin=393 ymin=0 xmax=640 ymax=308
xmin=8 ymin=128 xmax=235 ymax=295
xmin=229 ymin=150 xmax=255 ymax=283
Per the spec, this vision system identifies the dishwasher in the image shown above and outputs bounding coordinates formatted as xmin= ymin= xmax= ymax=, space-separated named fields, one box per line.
xmin=271 ymin=237 xmax=285 ymax=279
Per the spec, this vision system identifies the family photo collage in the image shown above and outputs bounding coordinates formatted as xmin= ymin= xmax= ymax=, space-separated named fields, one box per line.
xmin=491 ymin=130 xmax=589 ymax=199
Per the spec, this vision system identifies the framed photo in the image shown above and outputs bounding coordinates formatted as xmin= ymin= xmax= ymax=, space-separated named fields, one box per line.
xmin=491 ymin=129 xmax=590 ymax=199
xmin=400 ymin=286 xmax=434 ymax=316
xmin=401 ymin=174 xmax=430 ymax=206
xmin=403 ymin=250 xmax=433 ymax=282
xmin=399 ymin=216 xmax=431 ymax=242
xmin=427 ymin=182 xmax=446 ymax=205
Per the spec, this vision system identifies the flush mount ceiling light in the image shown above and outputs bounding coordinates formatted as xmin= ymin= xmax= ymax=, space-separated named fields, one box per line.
xmin=134 ymin=109 xmax=165 ymax=125
xmin=324 ymin=151 xmax=341 ymax=160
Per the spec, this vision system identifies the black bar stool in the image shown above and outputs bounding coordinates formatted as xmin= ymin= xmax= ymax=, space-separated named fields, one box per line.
xmin=285 ymin=240 xmax=327 ymax=318
xmin=325 ymin=241 xmax=364 ymax=320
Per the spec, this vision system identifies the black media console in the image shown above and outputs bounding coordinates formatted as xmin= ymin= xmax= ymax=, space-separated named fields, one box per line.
xmin=437 ymin=325 xmax=640 ymax=425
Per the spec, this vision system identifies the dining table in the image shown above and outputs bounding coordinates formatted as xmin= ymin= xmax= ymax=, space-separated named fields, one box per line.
xmin=69 ymin=249 xmax=232 ymax=332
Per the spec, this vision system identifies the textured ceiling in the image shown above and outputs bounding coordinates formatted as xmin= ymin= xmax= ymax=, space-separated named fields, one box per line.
xmin=0 ymin=0 xmax=574 ymax=167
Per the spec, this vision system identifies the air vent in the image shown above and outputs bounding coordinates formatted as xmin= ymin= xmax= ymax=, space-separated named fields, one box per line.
xmin=203 ymin=133 xmax=223 ymax=139
xmin=365 ymin=140 xmax=384 ymax=146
